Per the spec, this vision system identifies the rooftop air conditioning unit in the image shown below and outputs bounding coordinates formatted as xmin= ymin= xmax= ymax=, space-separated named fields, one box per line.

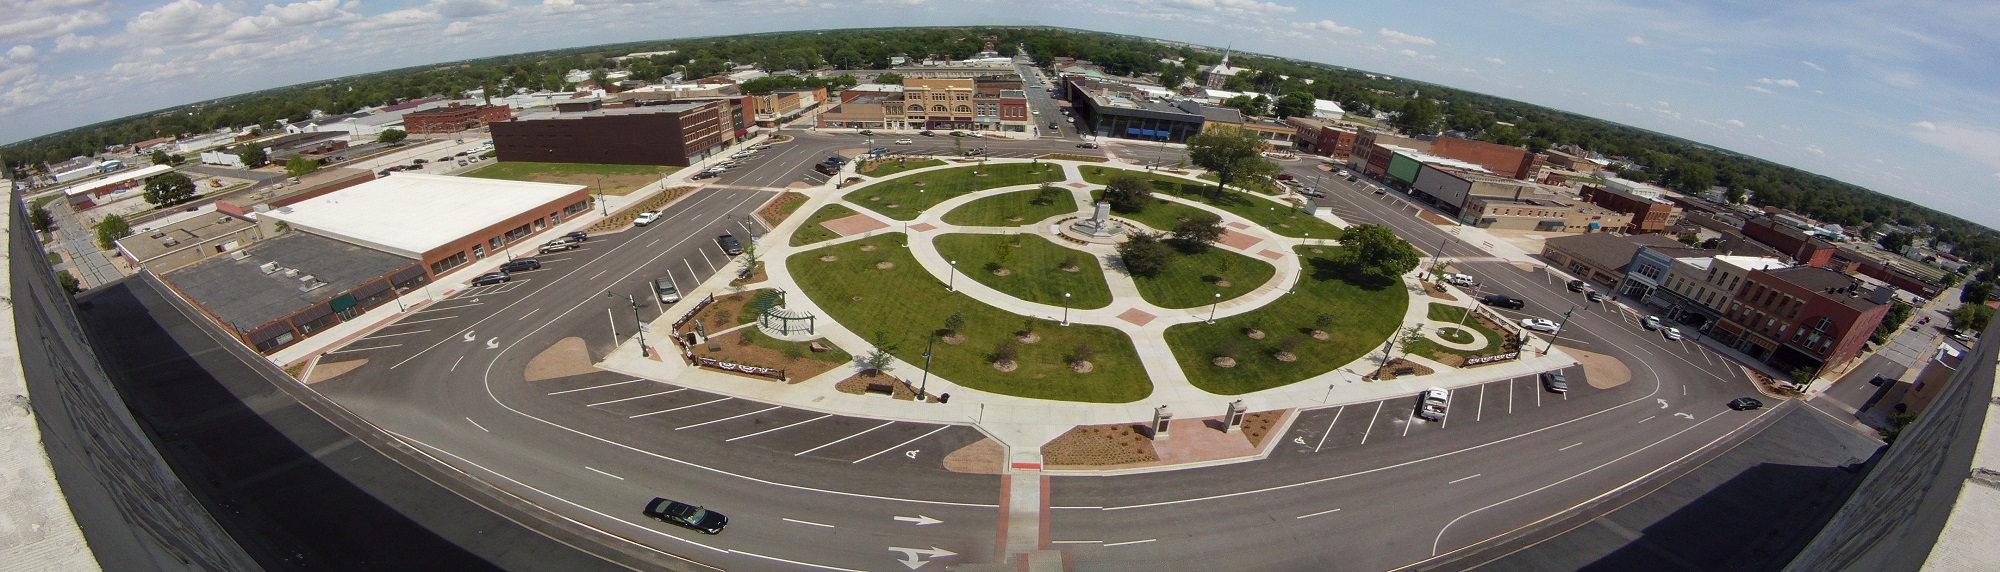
xmin=299 ymin=281 xmax=327 ymax=293
xmin=230 ymin=251 xmax=250 ymax=261
xmin=260 ymin=262 xmax=281 ymax=274
xmin=283 ymin=268 xmax=299 ymax=278
xmin=161 ymin=239 xmax=178 ymax=247
xmin=150 ymin=232 xmax=167 ymax=239
xmin=217 ymin=216 xmax=233 ymax=223
xmin=296 ymin=275 xmax=315 ymax=283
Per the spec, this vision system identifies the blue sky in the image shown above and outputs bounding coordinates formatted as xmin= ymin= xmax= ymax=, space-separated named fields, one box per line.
xmin=4 ymin=0 xmax=1996 ymax=228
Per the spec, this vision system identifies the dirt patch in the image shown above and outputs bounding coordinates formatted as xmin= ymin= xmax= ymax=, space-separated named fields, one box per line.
xmin=1423 ymin=282 xmax=1459 ymax=301
xmin=834 ymin=372 xmax=926 ymax=401
xmin=730 ymin=263 xmax=766 ymax=287
xmin=1367 ymin=358 xmax=1435 ymax=381
xmin=1419 ymin=211 xmax=1457 ymax=225
xmin=1042 ymin=423 xmax=1160 ymax=467
xmin=1559 ymin=346 xmax=1631 ymax=389
xmin=525 ymin=337 xmax=599 ymax=381
xmin=687 ymin=290 xmax=762 ymax=334
xmin=756 ymin=192 xmax=809 ymax=227
xmin=303 ymin=359 xmax=367 ymax=384
xmin=695 ymin=330 xmax=847 ymax=382
xmin=1241 ymin=410 xmax=1285 ymax=447
xmin=941 ymin=438 xmax=1006 ymax=474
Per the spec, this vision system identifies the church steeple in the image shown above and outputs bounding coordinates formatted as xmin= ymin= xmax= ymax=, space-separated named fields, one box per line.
xmin=1219 ymin=44 xmax=1232 ymax=69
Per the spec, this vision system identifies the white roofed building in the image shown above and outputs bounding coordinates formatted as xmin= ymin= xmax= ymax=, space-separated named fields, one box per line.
xmin=257 ymin=173 xmax=592 ymax=278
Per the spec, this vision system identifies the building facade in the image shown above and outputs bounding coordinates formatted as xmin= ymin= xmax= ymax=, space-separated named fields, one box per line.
xmin=1429 ymin=136 xmax=1535 ymax=180
xmin=1463 ymin=196 xmax=1631 ymax=232
xmin=1649 ymin=255 xmax=1789 ymax=331
xmin=1709 ymin=266 xmax=1891 ymax=378
xmin=1542 ymin=233 xmax=1691 ymax=291
xmin=402 ymin=104 xmax=512 ymax=134
xmin=490 ymin=100 xmax=727 ymax=167
xmin=1579 ymin=185 xmax=1683 ymax=234
xmin=1061 ymin=75 xmax=1206 ymax=143
xmin=1286 ymin=116 xmax=1356 ymax=158
xmin=1742 ymin=217 xmax=1837 ymax=267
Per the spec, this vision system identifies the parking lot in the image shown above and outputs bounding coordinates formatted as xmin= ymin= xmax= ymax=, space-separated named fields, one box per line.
xmin=1274 ymin=367 xmax=1593 ymax=457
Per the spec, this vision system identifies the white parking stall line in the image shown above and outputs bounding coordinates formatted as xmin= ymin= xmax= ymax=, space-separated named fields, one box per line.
xmin=852 ymin=426 xmax=951 ymax=464
xmin=677 ymin=406 xmax=782 ymax=430
xmin=585 ymin=466 xmax=625 ymax=480
xmin=359 ymin=329 xmax=431 ymax=340
xmin=393 ymin=315 xmax=460 ymax=326
xmin=327 ymin=344 xmax=402 ymax=355
xmin=628 ymin=397 xmax=732 ymax=419
xmin=1104 ymin=539 xmax=1157 ymax=548
xmin=1359 ymin=401 xmax=1383 ymax=445
xmin=587 ymin=389 xmax=684 ymax=407
xmin=795 ymin=421 xmax=894 ymax=456
xmin=1559 ymin=442 xmax=1583 ymax=452
xmin=548 ymin=382 xmax=640 ymax=396
xmin=413 ymin=302 xmax=479 ymax=314
xmin=1535 ymin=378 xmax=1543 ymax=407
xmin=517 ymin=308 xmax=540 ymax=321
xmin=1312 ymin=406 xmax=1344 ymax=453
xmin=727 ymin=414 xmax=830 ymax=442
xmin=1296 ymin=508 xmax=1342 ymax=520
xmin=782 ymin=518 xmax=834 ymax=528
xmin=1476 ymin=384 xmax=1485 ymax=422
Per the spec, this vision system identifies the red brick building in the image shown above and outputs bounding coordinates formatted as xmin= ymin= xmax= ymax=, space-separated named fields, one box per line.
xmin=1429 ymin=137 xmax=1535 ymax=180
xmin=1579 ymin=185 xmax=1683 ymax=234
xmin=489 ymin=100 xmax=727 ymax=167
xmin=1286 ymin=116 xmax=1356 ymax=159
xmin=403 ymin=104 xmax=513 ymax=134
xmin=1742 ymin=217 xmax=1837 ymax=268
xmin=1710 ymin=266 xmax=1891 ymax=380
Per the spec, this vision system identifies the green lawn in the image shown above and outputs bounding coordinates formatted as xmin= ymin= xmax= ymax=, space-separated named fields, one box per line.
xmin=1164 ymin=245 xmax=1409 ymax=395
xmin=861 ymin=158 xmax=945 ymax=177
xmin=1080 ymin=166 xmax=1342 ymax=239
xmin=462 ymin=161 xmax=676 ymax=196
xmin=790 ymin=203 xmax=866 ymax=247
xmin=742 ymin=329 xmax=853 ymax=365
xmin=1129 ymin=248 xmax=1276 ymax=309
xmin=933 ymin=234 xmax=1113 ymax=309
xmin=1198 ymin=172 xmax=1280 ymax=195
xmin=1404 ymin=303 xmax=1506 ymax=362
xmin=941 ymin=188 xmax=1080 ymax=226
xmin=1087 ymin=189 xmax=1215 ymax=233
xmin=848 ymin=163 xmax=1065 ymax=221
xmin=791 ymin=236 xmax=1150 ymax=403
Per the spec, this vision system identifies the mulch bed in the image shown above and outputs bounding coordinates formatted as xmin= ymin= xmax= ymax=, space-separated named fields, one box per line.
xmin=1241 ymin=410 xmax=1284 ymax=448
xmin=730 ymin=263 xmax=766 ymax=287
xmin=1368 ymin=358 xmax=1436 ymax=381
xmin=1042 ymin=423 xmax=1161 ymax=466
xmin=1419 ymin=210 xmax=1457 ymax=225
xmin=833 ymin=372 xmax=926 ymax=401
xmin=755 ymin=192 xmax=808 ymax=227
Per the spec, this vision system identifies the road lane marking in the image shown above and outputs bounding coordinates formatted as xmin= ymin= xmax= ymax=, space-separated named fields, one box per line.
xmin=358 ymin=329 xmax=431 ymax=339
xmin=585 ymin=466 xmax=624 ymax=480
xmin=1312 ymin=406 xmax=1344 ymax=453
xmin=676 ymin=406 xmax=781 ymax=430
xmin=584 ymin=388 xmax=688 ymax=406
xmin=1476 ymin=384 xmax=1485 ymax=422
xmin=1559 ymin=442 xmax=1582 ymax=451
xmin=730 ymin=550 xmax=863 ymax=572
xmin=1509 ymin=378 xmax=1515 ymax=414
xmin=1448 ymin=474 xmax=1481 ymax=484
xmin=1104 ymin=539 xmax=1156 ymax=547
xmin=450 ymin=356 xmax=463 ymax=371
xmin=413 ymin=302 xmax=478 ymax=313
xmin=465 ymin=417 xmax=488 ymax=432
xmin=853 ymin=426 xmax=951 ymax=464
xmin=1359 ymin=401 xmax=1383 ymax=444
xmin=727 ymin=414 xmax=830 ymax=441
xmin=391 ymin=315 xmax=459 ymax=325
xmin=795 ymin=421 xmax=894 ymax=456
xmin=548 ymin=380 xmax=640 ymax=394
xmin=628 ymin=396 xmax=730 ymax=418
xmin=590 ymin=269 xmax=607 ymax=280
xmin=1296 ymin=508 xmax=1342 ymax=520
xmin=1638 ymin=415 xmax=1656 ymax=424
xmin=517 ymin=308 xmax=540 ymax=321
xmin=783 ymin=518 xmax=834 ymax=528
xmin=1050 ymin=540 xmax=1101 ymax=544
xmin=327 ymin=344 xmax=401 ymax=354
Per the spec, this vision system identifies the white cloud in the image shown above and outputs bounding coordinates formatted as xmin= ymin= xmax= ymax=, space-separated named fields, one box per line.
xmin=1395 ymin=48 xmax=1434 ymax=60
xmin=1805 ymin=144 xmax=1825 ymax=155
xmin=1154 ymin=0 xmax=1297 ymax=18
xmin=1907 ymin=122 xmax=2000 ymax=168
xmin=7 ymin=45 xmax=37 ymax=62
xmin=432 ymin=0 xmax=512 ymax=18
xmin=1726 ymin=119 xmax=1745 ymax=127
xmin=1292 ymin=19 xmax=1360 ymax=36
xmin=348 ymin=9 xmax=444 ymax=32
xmin=1657 ymin=100 xmax=1670 ymax=107
xmin=1378 ymin=28 xmax=1435 ymax=45
xmin=1701 ymin=65 xmax=1717 ymax=72
xmin=1626 ymin=35 xmax=1646 ymax=45
xmin=444 ymin=21 xmax=472 ymax=35
xmin=1758 ymin=77 xmax=1801 ymax=88
xmin=0 ymin=3 xmax=110 ymax=45
xmin=1484 ymin=57 xmax=1505 ymax=65
xmin=1802 ymin=61 xmax=1826 ymax=72
xmin=52 ymin=33 xmax=101 ymax=53
xmin=1745 ymin=85 xmax=1774 ymax=94
xmin=1912 ymin=121 xmax=1937 ymax=130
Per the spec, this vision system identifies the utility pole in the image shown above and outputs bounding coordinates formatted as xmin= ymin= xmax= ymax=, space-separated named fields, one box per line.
xmin=606 ymin=292 xmax=650 ymax=357
xmin=1543 ymin=305 xmax=1580 ymax=354
xmin=917 ymin=332 xmax=937 ymax=400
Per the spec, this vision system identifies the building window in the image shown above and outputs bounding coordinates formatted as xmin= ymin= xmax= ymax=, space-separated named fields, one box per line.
xmin=430 ymin=252 xmax=467 ymax=274
xmin=956 ymin=105 xmax=970 ymax=113
xmin=933 ymin=105 xmax=947 ymax=112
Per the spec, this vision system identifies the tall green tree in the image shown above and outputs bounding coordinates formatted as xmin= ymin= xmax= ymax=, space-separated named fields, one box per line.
xmin=143 ymin=172 xmax=197 ymax=206
xmin=1116 ymin=231 xmax=1176 ymax=278
xmin=285 ymin=155 xmax=320 ymax=178
xmin=377 ymin=129 xmax=407 ymax=144
xmin=1274 ymin=91 xmax=1315 ymax=118
xmin=872 ymin=72 xmax=903 ymax=85
xmin=1879 ymin=232 xmax=1914 ymax=253
xmin=28 ymin=206 xmax=54 ymax=232
xmin=1392 ymin=97 xmax=1440 ymax=136
xmin=1949 ymin=303 xmax=1994 ymax=333
xmin=95 ymin=214 xmax=132 ymax=250
xmin=1186 ymin=127 xmax=1277 ymax=198
xmin=1101 ymin=172 xmax=1154 ymax=213
xmin=237 ymin=143 xmax=267 ymax=168
xmin=1170 ymin=213 xmax=1226 ymax=252
xmin=150 ymin=149 xmax=174 ymax=165
xmin=1343 ymin=224 xmax=1421 ymax=282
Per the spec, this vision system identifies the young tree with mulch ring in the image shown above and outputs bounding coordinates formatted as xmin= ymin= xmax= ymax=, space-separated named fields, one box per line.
xmin=941 ymin=313 xmax=967 ymax=344
xmin=1170 ymin=213 xmax=1226 ymax=253
xmin=1116 ymin=231 xmax=1176 ymax=278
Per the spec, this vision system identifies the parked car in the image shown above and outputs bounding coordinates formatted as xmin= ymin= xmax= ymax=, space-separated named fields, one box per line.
xmin=643 ymin=497 xmax=727 ymax=535
xmin=1297 ymin=187 xmax=1326 ymax=198
xmin=539 ymin=239 xmax=580 ymax=254
xmin=825 ymin=156 xmax=848 ymax=166
xmin=1727 ymin=397 xmax=1764 ymax=411
xmin=653 ymin=278 xmax=682 ymax=304
xmin=691 ymin=171 xmax=718 ymax=180
xmin=563 ymin=231 xmax=588 ymax=242
xmin=1521 ymin=318 xmax=1561 ymax=333
xmin=499 ymin=258 xmax=541 ymax=273
xmin=1277 ymin=173 xmax=1296 ymax=181
xmin=895 ymin=138 xmax=914 ymax=145
xmin=1444 ymin=273 xmax=1478 ymax=288
xmin=716 ymin=234 xmax=744 ymax=256
xmin=455 ymin=151 xmax=469 ymax=157
xmin=919 ymin=130 xmax=935 ymax=137
xmin=1642 ymin=315 xmax=1663 ymax=330
xmin=857 ymin=129 xmax=874 ymax=135
xmin=1662 ymin=327 xmax=1683 ymax=341
xmin=471 ymin=272 xmax=509 ymax=286
xmin=1482 ymin=294 xmax=1526 ymax=310
xmin=1076 ymin=142 xmax=1099 ymax=149
xmin=1337 ymin=170 xmax=1350 ymax=177
xmin=949 ymin=130 xmax=967 ymax=137
xmin=1540 ymin=371 xmax=1569 ymax=393
xmin=1415 ymin=388 xmax=1450 ymax=422
xmin=1586 ymin=290 xmax=1606 ymax=302
xmin=413 ymin=158 xmax=428 ymax=164
xmin=814 ymin=162 xmax=839 ymax=175
xmin=968 ymin=132 xmax=985 ymax=138
xmin=633 ymin=211 xmax=663 ymax=226
xmin=1566 ymin=279 xmax=1587 ymax=292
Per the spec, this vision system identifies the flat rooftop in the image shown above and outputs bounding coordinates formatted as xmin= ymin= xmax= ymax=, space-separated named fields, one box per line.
xmin=258 ymin=173 xmax=584 ymax=258
xmin=162 ymin=232 xmax=417 ymax=332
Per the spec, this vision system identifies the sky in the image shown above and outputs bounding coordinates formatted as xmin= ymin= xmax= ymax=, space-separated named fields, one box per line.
xmin=4 ymin=0 xmax=1997 ymax=228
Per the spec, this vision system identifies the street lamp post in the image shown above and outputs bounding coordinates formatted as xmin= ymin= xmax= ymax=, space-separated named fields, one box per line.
xmin=917 ymin=332 xmax=937 ymax=401
xmin=606 ymin=292 xmax=650 ymax=357
xmin=1062 ymin=292 xmax=1072 ymax=326
xmin=596 ymin=175 xmax=607 ymax=215
xmin=948 ymin=260 xmax=958 ymax=292
xmin=1543 ymin=305 xmax=1581 ymax=354
xmin=1207 ymin=292 xmax=1222 ymax=324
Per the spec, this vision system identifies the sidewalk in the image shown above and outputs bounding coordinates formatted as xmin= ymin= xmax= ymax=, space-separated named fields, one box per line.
xmin=597 ymin=157 xmax=1576 ymax=468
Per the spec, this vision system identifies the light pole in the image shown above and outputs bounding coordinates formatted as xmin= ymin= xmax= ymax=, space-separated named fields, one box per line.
xmin=1543 ymin=305 xmax=1580 ymax=354
xmin=596 ymin=175 xmax=607 ymax=215
xmin=917 ymin=332 xmax=937 ymax=401
xmin=606 ymin=291 xmax=650 ymax=357
xmin=1431 ymin=235 xmax=1455 ymax=276
xmin=948 ymin=260 xmax=958 ymax=292
xmin=1207 ymin=292 xmax=1222 ymax=324
xmin=1062 ymin=292 xmax=1072 ymax=326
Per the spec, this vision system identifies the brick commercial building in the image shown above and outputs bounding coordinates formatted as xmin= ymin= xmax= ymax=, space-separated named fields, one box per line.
xmin=403 ymin=103 xmax=512 ymax=134
xmin=1061 ymin=75 xmax=1207 ymax=143
xmin=1709 ymin=266 xmax=1892 ymax=379
xmin=1462 ymin=195 xmax=1632 ymax=232
xmin=1286 ymin=116 xmax=1356 ymax=159
xmin=214 ymin=168 xmax=374 ymax=218
xmin=1579 ymin=184 xmax=1683 ymax=234
xmin=1742 ymin=217 xmax=1837 ymax=267
xmin=1350 ymin=129 xmax=1433 ymax=180
xmin=1542 ymin=233 xmax=1694 ymax=291
xmin=490 ymin=100 xmax=728 ymax=167
xmin=1429 ymin=136 xmax=1535 ymax=180
xmin=257 ymin=173 xmax=591 ymax=279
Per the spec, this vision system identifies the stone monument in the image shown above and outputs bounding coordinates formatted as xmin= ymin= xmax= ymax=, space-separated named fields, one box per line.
xmin=1069 ymin=201 xmax=1127 ymax=239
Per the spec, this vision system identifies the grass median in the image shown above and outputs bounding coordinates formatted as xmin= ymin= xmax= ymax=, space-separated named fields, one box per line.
xmin=791 ymin=235 xmax=1150 ymax=403
xmin=1129 ymin=248 xmax=1276 ymax=309
xmin=941 ymin=188 xmax=1081 ymax=226
xmin=790 ymin=203 xmax=866 ymax=247
xmin=934 ymin=233 xmax=1113 ymax=309
xmin=848 ymin=163 xmax=1065 ymax=221
xmin=1164 ymin=245 xmax=1407 ymax=395
xmin=1080 ymin=166 xmax=1342 ymax=239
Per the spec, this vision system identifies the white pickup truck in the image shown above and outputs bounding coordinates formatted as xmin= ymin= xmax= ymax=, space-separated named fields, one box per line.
xmin=1415 ymin=387 xmax=1450 ymax=422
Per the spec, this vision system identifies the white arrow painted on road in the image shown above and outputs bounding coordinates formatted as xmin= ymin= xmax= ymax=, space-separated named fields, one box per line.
xmin=888 ymin=546 xmax=956 ymax=570
xmin=893 ymin=515 xmax=942 ymax=526
xmin=486 ymin=337 xmax=500 ymax=349
xmin=463 ymin=331 xmax=476 ymax=342
xmin=1657 ymin=399 xmax=1670 ymax=409
xmin=1674 ymin=412 xmax=1695 ymax=420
